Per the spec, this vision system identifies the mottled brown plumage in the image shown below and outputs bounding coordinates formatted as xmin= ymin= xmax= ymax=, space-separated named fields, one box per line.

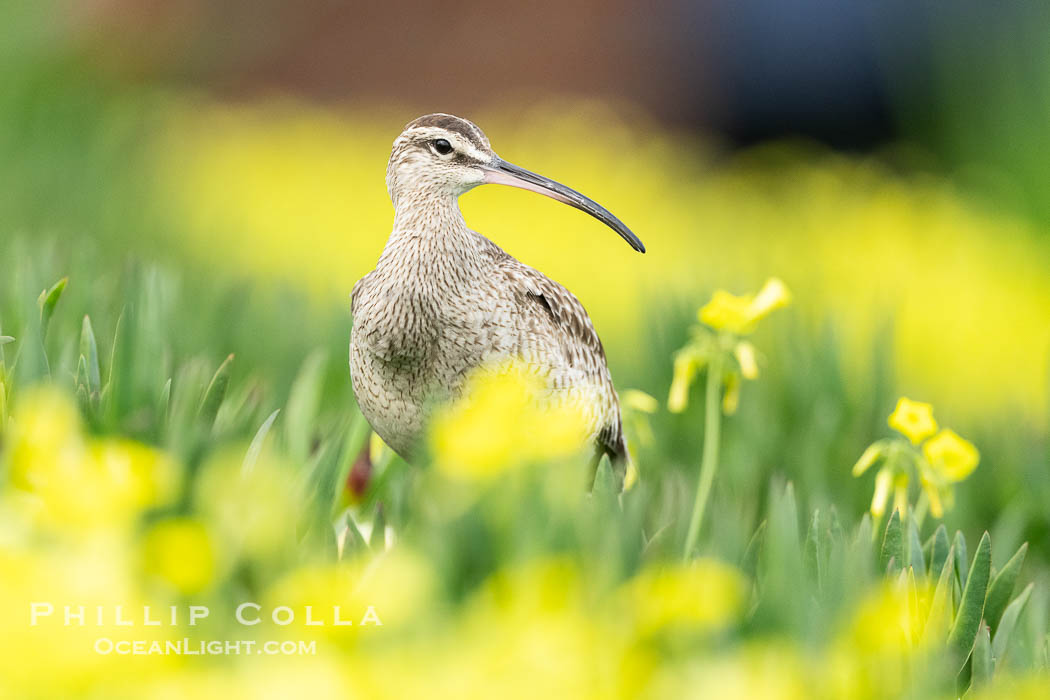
xmin=349 ymin=114 xmax=644 ymax=481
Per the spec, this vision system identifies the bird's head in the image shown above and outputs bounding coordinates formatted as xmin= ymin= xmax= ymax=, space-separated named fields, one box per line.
xmin=387 ymin=113 xmax=645 ymax=253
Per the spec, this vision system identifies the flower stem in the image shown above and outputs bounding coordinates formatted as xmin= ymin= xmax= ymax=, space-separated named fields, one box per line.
xmin=683 ymin=354 xmax=723 ymax=560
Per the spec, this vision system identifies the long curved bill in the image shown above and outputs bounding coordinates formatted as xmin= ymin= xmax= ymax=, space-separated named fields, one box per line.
xmin=482 ymin=159 xmax=645 ymax=253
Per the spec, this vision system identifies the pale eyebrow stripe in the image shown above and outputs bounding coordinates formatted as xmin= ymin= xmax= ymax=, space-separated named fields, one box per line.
xmin=401 ymin=128 xmax=491 ymax=162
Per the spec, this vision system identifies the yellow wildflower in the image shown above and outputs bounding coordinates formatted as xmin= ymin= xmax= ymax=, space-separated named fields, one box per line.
xmin=445 ymin=559 xmax=613 ymax=700
xmin=428 ymin=361 xmax=590 ymax=480
xmin=840 ymin=580 xmax=935 ymax=660
xmin=923 ymin=428 xmax=979 ymax=481
xmin=699 ymin=290 xmax=755 ymax=334
xmin=733 ymin=340 xmax=759 ymax=380
xmin=5 ymin=387 xmax=177 ymax=530
xmin=624 ymin=558 xmax=747 ymax=636
xmin=141 ymin=518 xmax=216 ymax=595
xmin=749 ymin=278 xmax=793 ymax=320
xmin=870 ymin=467 xmax=893 ymax=518
xmin=892 ymin=470 xmax=910 ymax=518
xmin=857 ymin=400 xmax=976 ymax=519
xmin=887 ymin=397 xmax=937 ymax=444
xmin=699 ymin=278 xmax=792 ymax=335
xmin=88 ymin=439 xmax=179 ymax=516
xmin=5 ymin=386 xmax=83 ymax=493
xmin=668 ymin=350 xmax=704 ymax=413
xmin=264 ymin=548 xmax=434 ymax=640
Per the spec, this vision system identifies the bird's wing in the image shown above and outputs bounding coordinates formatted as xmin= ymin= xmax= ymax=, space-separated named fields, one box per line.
xmin=350 ymin=271 xmax=374 ymax=316
xmin=497 ymin=257 xmax=627 ymax=461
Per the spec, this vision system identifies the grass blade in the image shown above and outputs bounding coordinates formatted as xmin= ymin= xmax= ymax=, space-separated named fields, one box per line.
xmin=198 ymin=354 xmax=234 ymax=428
xmin=804 ymin=509 xmax=823 ymax=592
xmin=854 ymin=513 xmax=872 ymax=551
xmin=370 ymin=503 xmax=387 ymax=552
xmin=37 ymin=277 xmax=67 ymax=337
xmin=991 ymin=582 xmax=1034 ymax=670
xmin=925 ymin=544 xmax=956 ymax=644
xmin=101 ymin=307 xmax=125 ymax=420
xmin=741 ymin=519 xmax=767 ymax=579
xmin=592 ymin=457 xmax=619 ymax=504
xmin=984 ymin=542 xmax=1028 ymax=635
xmin=971 ymin=622 xmax=993 ymax=688
xmin=929 ymin=524 xmax=951 ymax=583
xmin=79 ymin=315 xmax=101 ymax=396
xmin=948 ymin=531 xmax=992 ymax=670
xmin=907 ymin=515 xmax=925 ymax=576
xmin=158 ymin=378 xmax=172 ymax=429
xmin=75 ymin=353 xmax=88 ymax=390
xmin=285 ymin=350 xmax=327 ymax=462
xmin=880 ymin=509 xmax=903 ymax=574
xmin=343 ymin=513 xmax=368 ymax=559
xmin=954 ymin=531 xmax=969 ymax=590
xmin=243 ymin=409 xmax=281 ymax=475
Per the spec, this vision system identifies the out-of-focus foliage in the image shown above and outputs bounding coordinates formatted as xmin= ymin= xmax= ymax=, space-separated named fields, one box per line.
xmin=893 ymin=2 xmax=1050 ymax=227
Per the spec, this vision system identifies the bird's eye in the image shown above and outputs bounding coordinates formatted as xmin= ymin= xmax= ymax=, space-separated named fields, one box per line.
xmin=431 ymin=138 xmax=453 ymax=155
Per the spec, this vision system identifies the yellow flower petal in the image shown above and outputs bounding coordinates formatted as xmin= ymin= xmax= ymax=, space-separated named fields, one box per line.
xmin=871 ymin=467 xmax=893 ymax=517
xmin=699 ymin=279 xmax=792 ymax=335
xmin=699 ymin=290 xmax=755 ymax=334
xmin=368 ymin=431 xmax=390 ymax=464
xmin=722 ymin=372 xmax=740 ymax=415
xmin=851 ymin=442 xmax=884 ymax=477
xmin=922 ymin=429 xmax=979 ymax=482
xmin=140 ymin=518 xmax=216 ymax=595
xmin=428 ymin=361 xmax=590 ymax=480
xmin=734 ymin=341 xmax=759 ymax=380
xmin=887 ymin=397 xmax=938 ymax=444
xmin=624 ymin=559 xmax=747 ymax=635
xmin=623 ymin=458 xmax=639 ymax=491
xmin=748 ymin=277 xmax=793 ymax=322
xmin=622 ymin=389 xmax=658 ymax=414
xmin=920 ymin=473 xmax=945 ymax=519
xmin=668 ymin=352 xmax=703 ymax=413
xmin=893 ymin=472 xmax=910 ymax=519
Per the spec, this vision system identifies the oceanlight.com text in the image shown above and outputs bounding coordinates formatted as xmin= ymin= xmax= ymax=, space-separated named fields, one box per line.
xmin=94 ymin=638 xmax=317 ymax=656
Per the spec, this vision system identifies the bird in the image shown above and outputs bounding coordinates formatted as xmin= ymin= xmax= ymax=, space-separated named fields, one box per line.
xmin=349 ymin=113 xmax=644 ymax=486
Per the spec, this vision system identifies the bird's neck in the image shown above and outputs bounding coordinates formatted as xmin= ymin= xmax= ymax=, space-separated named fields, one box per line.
xmin=379 ymin=193 xmax=487 ymax=283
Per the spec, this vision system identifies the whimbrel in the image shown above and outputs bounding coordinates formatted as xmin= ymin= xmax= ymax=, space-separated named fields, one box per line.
xmin=350 ymin=114 xmax=644 ymax=483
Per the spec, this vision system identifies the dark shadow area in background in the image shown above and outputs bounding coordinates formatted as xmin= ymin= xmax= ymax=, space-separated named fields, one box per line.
xmin=70 ymin=0 xmax=1024 ymax=152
